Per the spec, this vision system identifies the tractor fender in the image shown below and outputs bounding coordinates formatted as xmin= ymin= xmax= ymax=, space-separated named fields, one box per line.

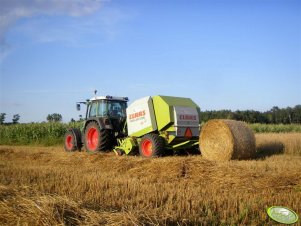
xmin=84 ymin=118 xmax=113 ymax=132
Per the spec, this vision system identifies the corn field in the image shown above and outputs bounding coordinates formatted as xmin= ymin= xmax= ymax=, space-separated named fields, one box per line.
xmin=0 ymin=122 xmax=301 ymax=146
xmin=0 ymin=122 xmax=82 ymax=145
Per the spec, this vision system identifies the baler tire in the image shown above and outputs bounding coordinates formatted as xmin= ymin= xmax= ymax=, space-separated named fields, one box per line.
xmin=139 ymin=134 xmax=165 ymax=158
xmin=84 ymin=122 xmax=112 ymax=153
xmin=64 ymin=128 xmax=82 ymax=152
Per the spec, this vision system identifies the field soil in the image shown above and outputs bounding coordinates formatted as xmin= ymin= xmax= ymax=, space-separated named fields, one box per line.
xmin=0 ymin=133 xmax=300 ymax=225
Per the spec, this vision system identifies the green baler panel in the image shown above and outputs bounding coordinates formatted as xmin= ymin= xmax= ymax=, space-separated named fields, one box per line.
xmin=152 ymin=95 xmax=200 ymax=131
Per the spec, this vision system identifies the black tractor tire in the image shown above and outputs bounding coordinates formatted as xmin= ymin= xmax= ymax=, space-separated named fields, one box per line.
xmin=139 ymin=134 xmax=165 ymax=158
xmin=64 ymin=128 xmax=82 ymax=152
xmin=84 ymin=121 xmax=112 ymax=153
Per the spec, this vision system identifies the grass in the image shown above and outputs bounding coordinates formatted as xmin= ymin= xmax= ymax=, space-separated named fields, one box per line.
xmin=0 ymin=133 xmax=300 ymax=225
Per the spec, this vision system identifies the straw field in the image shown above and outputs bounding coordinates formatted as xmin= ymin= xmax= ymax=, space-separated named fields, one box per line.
xmin=0 ymin=133 xmax=300 ymax=225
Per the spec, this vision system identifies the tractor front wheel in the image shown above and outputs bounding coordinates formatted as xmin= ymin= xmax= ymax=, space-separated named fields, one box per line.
xmin=84 ymin=122 xmax=111 ymax=153
xmin=139 ymin=134 xmax=165 ymax=158
xmin=64 ymin=128 xmax=82 ymax=152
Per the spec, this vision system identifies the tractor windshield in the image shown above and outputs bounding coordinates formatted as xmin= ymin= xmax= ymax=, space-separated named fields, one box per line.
xmin=88 ymin=100 xmax=127 ymax=118
xmin=106 ymin=101 xmax=127 ymax=118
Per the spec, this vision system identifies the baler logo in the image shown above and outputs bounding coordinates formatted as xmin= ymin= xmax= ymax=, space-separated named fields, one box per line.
xmin=179 ymin=114 xmax=197 ymax=120
xmin=129 ymin=110 xmax=146 ymax=120
xmin=267 ymin=206 xmax=298 ymax=224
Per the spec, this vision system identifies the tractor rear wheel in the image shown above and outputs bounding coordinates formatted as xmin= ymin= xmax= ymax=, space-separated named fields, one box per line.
xmin=64 ymin=128 xmax=82 ymax=152
xmin=84 ymin=122 xmax=112 ymax=153
xmin=139 ymin=134 xmax=165 ymax=158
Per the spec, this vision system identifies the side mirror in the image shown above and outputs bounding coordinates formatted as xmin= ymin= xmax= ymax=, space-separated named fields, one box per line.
xmin=76 ymin=103 xmax=81 ymax=111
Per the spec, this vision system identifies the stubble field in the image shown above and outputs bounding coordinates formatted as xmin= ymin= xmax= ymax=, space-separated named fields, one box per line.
xmin=0 ymin=133 xmax=300 ymax=225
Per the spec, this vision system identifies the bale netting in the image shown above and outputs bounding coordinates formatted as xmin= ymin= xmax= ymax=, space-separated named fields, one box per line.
xmin=199 ymin=119 xmax=256 ymax=161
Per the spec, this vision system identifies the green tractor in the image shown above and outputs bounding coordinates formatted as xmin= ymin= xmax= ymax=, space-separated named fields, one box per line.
xmin=64 ymin=95 xmax=129 ymax=153
xmin=64 ymin=95 xmax=201 ymax=157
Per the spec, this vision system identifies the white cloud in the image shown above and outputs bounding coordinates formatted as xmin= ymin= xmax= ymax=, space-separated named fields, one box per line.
xmin=10 ymin=6 xmax=130 ymax=47
xmin=0 ymin=0 xmax=104 ymax=60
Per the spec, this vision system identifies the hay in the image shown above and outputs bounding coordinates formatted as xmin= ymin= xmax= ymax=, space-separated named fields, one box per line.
xmin=199 ymin=120 xmax=256 ymax=161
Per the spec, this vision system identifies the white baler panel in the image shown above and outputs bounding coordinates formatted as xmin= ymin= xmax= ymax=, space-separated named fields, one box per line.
xmin=126 ymin=96 xmax=157 ymax=136
xmin=174 ymin=106 xmax=199 ymax=137
xmin=174 ymin=106 xmax=199 ymax=127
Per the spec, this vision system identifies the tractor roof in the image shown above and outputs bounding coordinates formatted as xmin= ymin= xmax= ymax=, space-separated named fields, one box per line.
xmin=89 ymin=95 xmax=129 ymax=102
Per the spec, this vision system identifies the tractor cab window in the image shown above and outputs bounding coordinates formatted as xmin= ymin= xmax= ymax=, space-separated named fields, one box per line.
xmin=89 ymin=101 xmax=97 ymax=117
xmin=97 ymin=101 xmax=107 ymax=117
xmin=108 ymin=101 xmax=127 ymax=118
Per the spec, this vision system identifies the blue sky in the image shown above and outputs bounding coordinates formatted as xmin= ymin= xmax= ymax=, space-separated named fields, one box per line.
xmin=0 ymin=0 xmax=300 ymax=123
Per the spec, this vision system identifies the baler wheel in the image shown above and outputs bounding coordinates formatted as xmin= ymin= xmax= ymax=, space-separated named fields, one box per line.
xmin=84 ymin=122 xmax=111 ymax=153
xmin=64 ymin=128 xmax=82 ymax=152
xmin=139 ymin=134 xmax=165 ymax=158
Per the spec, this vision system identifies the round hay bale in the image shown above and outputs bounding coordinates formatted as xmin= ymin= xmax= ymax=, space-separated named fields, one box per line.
xmin=199 ymin=119 xmax=256 ymax=161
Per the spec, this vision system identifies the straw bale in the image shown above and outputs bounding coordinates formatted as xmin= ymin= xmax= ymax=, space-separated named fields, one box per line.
xmin=199 ymin=119 xmax=256 ymax=161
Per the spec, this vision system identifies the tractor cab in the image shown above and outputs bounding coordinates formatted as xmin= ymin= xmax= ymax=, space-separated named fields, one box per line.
xmin=83 ymin=96 xmax=129 ymax=136
xmin=85 ymin=96 xmax=128 ymax=139
xmin=86 ymin=96 xmax=128 ymax=119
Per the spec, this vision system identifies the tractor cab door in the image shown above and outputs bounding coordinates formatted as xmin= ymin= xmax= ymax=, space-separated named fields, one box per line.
xmin=107 ymin=101 xmax=127 ymax=118
xmin=106 ymin=101 xmax=127 ymax=136
xmin=88 ymin=101 xmax=98 ymax=118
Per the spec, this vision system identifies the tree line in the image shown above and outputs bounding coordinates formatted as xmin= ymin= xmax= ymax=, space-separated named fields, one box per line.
xmin=0 ymin=113 xmax=62 ymax=125
xmin=200 ymin=105 xmax=301 ymax=124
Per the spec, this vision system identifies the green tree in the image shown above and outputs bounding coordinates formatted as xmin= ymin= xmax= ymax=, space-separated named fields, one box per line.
xmin=292 ymin=105 xmax=301 ymax=123
xmin=270 ymin=106 xmax=280 ymax=123
xmin=0 ymin=113 xmax=6 ymax=124
xmin=47 ymin=113 xmax=62 ymax=122
xmin=12 ymin=114 xmax=20 ymax=124
xmin=200 ymin=105 xmax=301 ymax=124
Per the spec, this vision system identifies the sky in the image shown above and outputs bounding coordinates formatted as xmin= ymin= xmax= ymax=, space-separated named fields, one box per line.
xmin=0 ymin=0 xmax=300 ymax=123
